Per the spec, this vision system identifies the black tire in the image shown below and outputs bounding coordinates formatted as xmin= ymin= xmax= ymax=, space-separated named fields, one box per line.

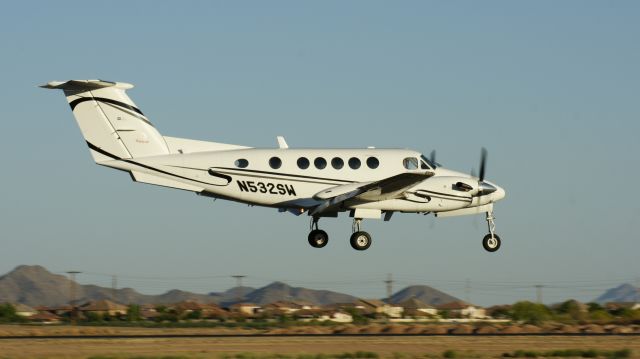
xmin=482 ymin=233 xmax=501 ymax=252
xmin=308 ymin=229 xmax=329 ymax=248
xmin=350 ymin=231 xmax=372 ymax=251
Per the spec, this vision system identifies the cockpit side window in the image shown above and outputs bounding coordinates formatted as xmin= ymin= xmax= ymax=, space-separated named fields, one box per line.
xmin=403 ymin=157 xmax=419 ymax=170
xmin=420 ymin=154 xmax=437 ymax=169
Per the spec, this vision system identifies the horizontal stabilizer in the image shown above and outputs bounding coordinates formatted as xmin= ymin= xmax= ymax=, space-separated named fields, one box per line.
xmin=40 ymin=79 xmax=133 ymax=91
xmin=130 ymin=171 xmax=203 ymax=192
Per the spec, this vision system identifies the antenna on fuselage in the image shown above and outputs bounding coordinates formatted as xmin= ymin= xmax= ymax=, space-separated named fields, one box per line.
xmin=276 ymin=136 xmax=289 ymax=149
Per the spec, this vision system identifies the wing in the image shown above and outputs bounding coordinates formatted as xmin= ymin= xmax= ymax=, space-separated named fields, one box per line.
xmin=309 ymin=172 xmax=433 ymax=216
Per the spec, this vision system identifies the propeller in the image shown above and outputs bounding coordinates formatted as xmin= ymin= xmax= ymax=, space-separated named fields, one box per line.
xmin=430 ymin=150 xmax=436 ymax=165
xmin=474 ymin=147 xmax=497 ymax=196
xmin=479 ymin=147 xmax=487 ymax=182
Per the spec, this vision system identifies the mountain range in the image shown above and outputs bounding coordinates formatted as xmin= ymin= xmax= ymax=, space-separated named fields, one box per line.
xmin=0 ymin=265 xmax=360 ymax=307
xmin=1 ymin=265 xmax=636 ymax=308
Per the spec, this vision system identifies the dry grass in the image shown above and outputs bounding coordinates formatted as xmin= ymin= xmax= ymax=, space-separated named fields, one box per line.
xmin=0 ymin=336 xmax=638 ymax=359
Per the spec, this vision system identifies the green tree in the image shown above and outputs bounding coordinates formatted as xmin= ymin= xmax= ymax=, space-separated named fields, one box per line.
xmin=554 ymin=300 xmax=587 ymax=322
xmin=0 ymin=303 xmax=18 ymax=322
xmin=126 ymin=304 xmax=142 ymax=322
xmin=510 ymin=301 xmax=551 ymax=324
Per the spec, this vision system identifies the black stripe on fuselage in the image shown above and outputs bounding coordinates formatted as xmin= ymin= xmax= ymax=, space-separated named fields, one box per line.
xmin=209 ymin=167 xmax=355 ymax=184
xmin=170 ymin=165 xmax=346 ymax=186
xmin=85 ymin=141 xmax=230 ymax=187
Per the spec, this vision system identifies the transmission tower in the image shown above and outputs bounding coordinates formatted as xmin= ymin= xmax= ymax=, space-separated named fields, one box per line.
xmin=66 ymin=271 xmax=82 ymax=323
xmin=535 ymin=285 xmax=544 ymax=304
xmin=384 ymin=273 xmax=394 ymax=300
xmin=232 ymin=275 xmax=246 ymax=303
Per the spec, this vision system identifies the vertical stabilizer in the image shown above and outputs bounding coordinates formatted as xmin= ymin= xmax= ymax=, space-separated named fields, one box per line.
xmin=42 ymin=80 xmax=169 ymax=162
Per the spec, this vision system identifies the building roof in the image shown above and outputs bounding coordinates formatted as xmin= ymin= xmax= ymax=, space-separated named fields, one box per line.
xmin=11 ymin=303 xmax=36 ymax=313
xmin=29 ymin=311 xmax=61 ymax=321
xmin=436 ymin=301 xmax=476 ymax=310
xmin=79 ymin=299 xmax=128 ymax=312
xmin=356 ymin=299 xmax=387 ymax=308
xmin=397 ymin=297 xmax=434 ymax=309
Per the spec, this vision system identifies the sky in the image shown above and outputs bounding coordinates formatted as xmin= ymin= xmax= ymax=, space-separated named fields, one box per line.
xmin=0 ymin=1 xmax=639 ymax=306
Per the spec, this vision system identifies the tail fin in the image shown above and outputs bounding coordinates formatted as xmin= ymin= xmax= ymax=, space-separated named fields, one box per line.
xmin=42 ymin=80 xmax=169 ymax=162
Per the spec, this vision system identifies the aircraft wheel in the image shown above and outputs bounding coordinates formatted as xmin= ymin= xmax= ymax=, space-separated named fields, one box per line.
xmin=482 ymin=233 xmax=501 ymax=252
xmin=308 ymin=229 xmax=329 ymax=248
xmin=350 ymin=231 xmax=372 ymax=251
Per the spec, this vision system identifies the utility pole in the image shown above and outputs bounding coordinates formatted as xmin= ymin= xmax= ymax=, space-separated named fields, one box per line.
xmin=232 ymin=275 xmax=246 ymax=303
xmin=111 ymin=275 xmax=117 ymax=302
xmin=66 ymin=271 xmax=81 ymax=323
xmin=535 ymin=285 xmax=544 ymax=304
xmin=465 ymin=278 xmax=471 ymax=304
xmin=384 ymin=273 xmax=394 ymax=300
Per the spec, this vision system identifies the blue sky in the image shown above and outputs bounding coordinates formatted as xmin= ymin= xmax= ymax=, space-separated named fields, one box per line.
xmin=0 ymin=1 xmax=639 ymax=306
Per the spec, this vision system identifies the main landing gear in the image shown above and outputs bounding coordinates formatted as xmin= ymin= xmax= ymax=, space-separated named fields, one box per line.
xmin=308 ymin=217 xmax=328 ymax=248
xmin=350 ymin=218 xmax=372 ymax=251
xmin=482 ymin=211 xmax=501 ymax=252
xmin=307 ymin=217 xmax=372 ymax=251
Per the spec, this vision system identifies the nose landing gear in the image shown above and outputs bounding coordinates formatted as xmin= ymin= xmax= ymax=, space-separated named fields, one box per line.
xmin=482 ymin=211 xmax=501 ymax=252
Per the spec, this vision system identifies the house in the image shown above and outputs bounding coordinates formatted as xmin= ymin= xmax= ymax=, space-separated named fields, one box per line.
xmin=356 ymin=299 xmax=404 ymax=318
xmin=436 ymin=301 xmax=486 ymax=319
xmin=262 ymin=301 xmax=303 ymax=314
xmin=605 ymin=302 xmax=640 ymax=311
xmin=11 ymin=303 xmax=37 ymax=317
xmin=318 ymin=311 xmax=353 ymax=323
xmin=397 ymin=297 xmax=437 ymax=317
xmin=29 ymin=311 xmax=62 ymax=324
xmin=47 ymin=305 xmax=73 ymax=316
xmin=79 ymin=299 xmax=128 ymax=316
xmin=229 ymin=302 xmax=261 ymax=316
xmin=296 ymin=309 xmax=353 ymax=323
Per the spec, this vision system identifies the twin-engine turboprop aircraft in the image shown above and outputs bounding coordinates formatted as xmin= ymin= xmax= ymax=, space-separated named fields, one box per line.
xmin=42 ymin=80 xmax=506 ymax=252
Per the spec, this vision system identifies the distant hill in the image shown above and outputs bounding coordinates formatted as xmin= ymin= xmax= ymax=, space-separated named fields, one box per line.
xmin=245 ymin=281 xmax=358 ymax=305
xmin=0 ymin=265 xmax=356 ymax=307
xmin=388 ymin=285 xmax=461 ymax=305
xmin=0 ymin=265 xmax=218 ymax=307
xmin=210 ymin=286 xmax=256 ymax=306
xmin=595 ymin=284 xmax=640 ymax=303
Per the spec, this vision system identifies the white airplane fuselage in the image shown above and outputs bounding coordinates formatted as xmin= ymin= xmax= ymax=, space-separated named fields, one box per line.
xmin=105 ymin=148 xmax=504 ymax=214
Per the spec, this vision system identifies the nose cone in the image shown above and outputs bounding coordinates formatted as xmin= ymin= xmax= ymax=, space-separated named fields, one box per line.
xmin=493 ymin=185 xmax=506 ymax=201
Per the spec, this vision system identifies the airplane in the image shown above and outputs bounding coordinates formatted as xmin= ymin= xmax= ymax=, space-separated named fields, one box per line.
xmin=42 ymin=79 xmax=506 ymax=252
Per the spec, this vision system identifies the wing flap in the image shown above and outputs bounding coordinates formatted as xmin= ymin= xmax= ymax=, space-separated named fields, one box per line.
xmin=310 ymin=172 xmax=433 ymax=216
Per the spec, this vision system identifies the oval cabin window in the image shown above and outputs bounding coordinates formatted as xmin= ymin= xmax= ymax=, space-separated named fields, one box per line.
xmin=331 ymin=157 xmax=344 ymax=169
xmin=235 ymin=159 xmax=249 ymax=168
xmin=366 ymin=157 xmax=379 ymax=169
xmin=348 ymin=157 xmax=361 ymax=169
xmin=314 ymin=157 xmax=327 ymax=169
xmin=269 ymin=157 xmax=282 ymax=169
xmin=297 ymin=157 xmax=310 ymax=169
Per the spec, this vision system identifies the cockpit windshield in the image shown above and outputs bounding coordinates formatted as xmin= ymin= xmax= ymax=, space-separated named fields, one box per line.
xmin=420 ymin=154 xmax=438 ymax=169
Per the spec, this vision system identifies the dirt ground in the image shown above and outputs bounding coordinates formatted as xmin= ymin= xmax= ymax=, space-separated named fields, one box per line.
xmin=0 ymin=336 xmax=638 ymax=359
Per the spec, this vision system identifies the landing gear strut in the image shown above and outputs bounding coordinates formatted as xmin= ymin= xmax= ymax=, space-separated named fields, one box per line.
xmin=482 ymin=211 xmax=501 ymax=252
xmin=350 ymin=218 xmax=372 ymax=251
xmin=308 ymin=216 xmax=328 ymax=248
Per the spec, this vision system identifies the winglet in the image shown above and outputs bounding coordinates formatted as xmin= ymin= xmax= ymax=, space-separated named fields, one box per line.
xmin=276 ymin=136 xmax=289 ymax=149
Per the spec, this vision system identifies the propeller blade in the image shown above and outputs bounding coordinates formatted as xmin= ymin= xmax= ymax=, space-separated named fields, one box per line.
xmin=479 ymin=147 xmax=487 ymax=182
xmin=430 ymin=150 xmax=436 ymax=165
